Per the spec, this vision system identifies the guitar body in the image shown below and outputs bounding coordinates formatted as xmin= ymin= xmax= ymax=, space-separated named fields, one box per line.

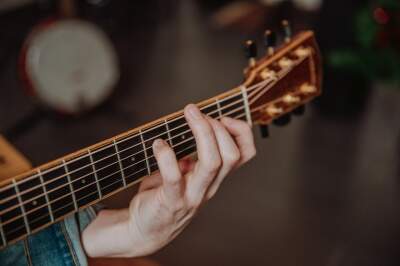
xmin=0 ymin=136 xmax=32 ymax=182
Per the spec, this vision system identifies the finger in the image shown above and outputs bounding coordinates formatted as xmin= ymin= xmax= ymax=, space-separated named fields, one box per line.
xmin=138 ymin=158 xmax=194 ymax=192
xmin=153 ymin=139 xmax=183 ymax=204
xmin=221 ymin=117 xmax=256 ymax=164
xmin=206 ymin=118 xmax=240 ymax=199
xmin=184 ymin=104 xmax=221 ymax=206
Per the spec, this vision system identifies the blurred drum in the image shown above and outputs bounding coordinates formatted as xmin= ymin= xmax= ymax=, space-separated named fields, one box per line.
xmin=20 ymin=19 xmax=119 ymax=114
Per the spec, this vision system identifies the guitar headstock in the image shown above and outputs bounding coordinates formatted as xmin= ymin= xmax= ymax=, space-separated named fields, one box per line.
xmin=241 ymin=21 xmax=322 ymax=130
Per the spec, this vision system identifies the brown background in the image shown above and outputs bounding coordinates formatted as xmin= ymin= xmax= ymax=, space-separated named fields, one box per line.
xmin=1 ymin=1 xmax=400 ymax=265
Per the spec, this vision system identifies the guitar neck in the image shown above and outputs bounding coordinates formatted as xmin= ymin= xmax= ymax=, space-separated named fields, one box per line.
xmin=0 ymin=86 xmax=252 ymax=248
xmin=0 ymin=29 xmax=323 ymax=249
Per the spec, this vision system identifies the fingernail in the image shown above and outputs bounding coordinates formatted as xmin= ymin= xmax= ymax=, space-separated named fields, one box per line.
xmin=187 ymin=104 xmax=202 ymax=119
xmin=153 ymin=139 xmax=166 ymax=151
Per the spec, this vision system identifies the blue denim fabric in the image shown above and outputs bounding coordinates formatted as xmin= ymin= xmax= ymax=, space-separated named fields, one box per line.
xmin=0 ymin=206 xmax=97 ymax=266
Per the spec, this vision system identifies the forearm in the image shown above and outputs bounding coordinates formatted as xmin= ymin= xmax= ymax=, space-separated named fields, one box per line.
xmin=82 ymin=209 xmax=143 ymax=258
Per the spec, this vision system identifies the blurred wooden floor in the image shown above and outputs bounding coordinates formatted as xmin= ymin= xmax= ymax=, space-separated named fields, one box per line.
xmin=1 ymin=1 xmax=400 ymax=266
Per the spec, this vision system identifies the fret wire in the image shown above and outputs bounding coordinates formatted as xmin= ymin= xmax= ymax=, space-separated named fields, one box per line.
xmin=12 ymin=180 xmax=30 ymax=234
xmin=164 ymin=119 xmax=173 ymax=146
xmin=88 ymin=150 xmax=103 ymax=199
xmin=139 ymin=130 xmax=151 ymax=175
xmin=240 ymin=85 xmax=252 ymax=126
xmin=1 ymin=118 xmax=222 ymax=224
xmin=38 ymin=169 xmax=54 ymax=222
xmin=1 ymin=112 xmax=247 ymax=232
xmin=2 ymin=135 xmax=211 ymax=237
xmin=0 ymin=103 xmax=247 ymax=215
xmin=63 ymin=160 xmax=78 ymax=211
xmin=0 ymin=102 xmax=247 ymax=220
xmin=1 ymin=90 xmax=246 ymax=194
xmin=0 ymin=214 xmax=6 ymax=246
xmin=113 ymin=89 xmax=243 ymax=146
xmin=113 ymin=139 xmax=127 ymax=187
xmin=5 ymin=79 xmax=270 ymax=195
xmin=215 ymin=98 xmax=222 ymax=119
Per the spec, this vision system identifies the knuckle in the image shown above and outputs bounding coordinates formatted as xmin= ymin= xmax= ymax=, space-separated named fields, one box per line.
xmin=224 ymin=149 xmax=240 ymax=166
xmin=240 ymin=122 xmax=252 ymax=135
xmin=188 ymin=197 xmax=202 ymax=209
xmin=204 ymin=156 xmax=222 ymax=173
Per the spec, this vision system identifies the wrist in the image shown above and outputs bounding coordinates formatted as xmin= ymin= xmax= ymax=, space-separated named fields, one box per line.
xmin=83 ymin=208 xmax=139 ymax=258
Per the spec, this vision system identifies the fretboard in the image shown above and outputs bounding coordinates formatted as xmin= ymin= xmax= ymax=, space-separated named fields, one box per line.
xmin=0 ymin=88 xmax=250 ymax=248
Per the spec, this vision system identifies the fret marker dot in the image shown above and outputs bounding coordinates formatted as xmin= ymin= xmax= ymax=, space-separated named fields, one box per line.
xmin=81 ymin=179 xmax=86 ymax=184
xmin=32 ymin=200 xmax=37 ymax=206
xmin=181 ymin=135 xmax=185 ymax=140
xmin=131 ymin=156 xmax=135 ymax=162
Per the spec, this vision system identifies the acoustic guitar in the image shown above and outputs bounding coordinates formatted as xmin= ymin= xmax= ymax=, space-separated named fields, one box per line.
xmin=0 ymin=23 xmax=322 ymax=251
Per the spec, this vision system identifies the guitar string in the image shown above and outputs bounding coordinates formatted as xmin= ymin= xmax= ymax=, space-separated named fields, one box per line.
xmin=0 ymin=97 xmax=245 ymax=205
xmin=0 ymin=72 xmax=279 ymax=218
xmin=0 ymin=104 xmax=249 ymax=220
xmin=1 ymin=51 xmax=304 ymax=198
xmin=3 ymin=112 xmax=248 ymax=236
xmin=3 ymin=66 xmax=301 ymax=238
xmin=0 ymin=76 xmax=275 ymax=205
xmin=0 ymin=77 xmax=271 ymax=193
xmin=3 ymin=140 xmax=203 ymax=237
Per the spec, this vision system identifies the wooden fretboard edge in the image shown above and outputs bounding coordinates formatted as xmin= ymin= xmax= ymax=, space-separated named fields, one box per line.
xmin=0 ymin=86 xmax=243 ymax=188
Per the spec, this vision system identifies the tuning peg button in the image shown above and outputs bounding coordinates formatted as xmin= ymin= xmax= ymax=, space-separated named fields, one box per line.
xmin=292 ymin=105 xmax=306 ymax=116
xmin=244 ymin=40 xmax=257 ymax=67
xmin=282 ymin=20 xmax=292 ymax=43
xmin=273 ymin=114 xmax=291 ymax=126
xmin=264 ymin=30 xmax=277 ymax=55
xmin=244 ymin=40 xmax=257 ymax=58
xmin=259 ymin=125 xmax=270 ymax=138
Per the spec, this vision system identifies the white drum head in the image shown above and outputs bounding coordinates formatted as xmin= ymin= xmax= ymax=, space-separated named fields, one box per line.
xmin=24 ymin=19 xmax=119 ymax=113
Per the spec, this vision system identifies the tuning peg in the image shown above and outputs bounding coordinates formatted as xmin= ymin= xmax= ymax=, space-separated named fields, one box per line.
xmin=273 ymin=114 xmax=291 ymax=126
xmin=259 ymin=125 xmax=270 ymax=138
xmin=264 ymin=30 xmax=276 ymax=55
xmin=244 ymin=40 xmax=257 ymax=67
xmin=282 ymin=20 xmax=292 ymax=43
xmin=292 ymin=105 xmax=306 ymax=116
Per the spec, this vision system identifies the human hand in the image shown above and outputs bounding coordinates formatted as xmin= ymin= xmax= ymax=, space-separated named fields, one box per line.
xmin=125 ymin=104 xmax=256 ymax=256
xmin=82 ymin=104 xmax=256 ymax=258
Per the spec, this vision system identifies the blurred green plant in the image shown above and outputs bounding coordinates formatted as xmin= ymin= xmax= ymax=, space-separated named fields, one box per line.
xmin=328 ymin=0 xmax=400 ymax=87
